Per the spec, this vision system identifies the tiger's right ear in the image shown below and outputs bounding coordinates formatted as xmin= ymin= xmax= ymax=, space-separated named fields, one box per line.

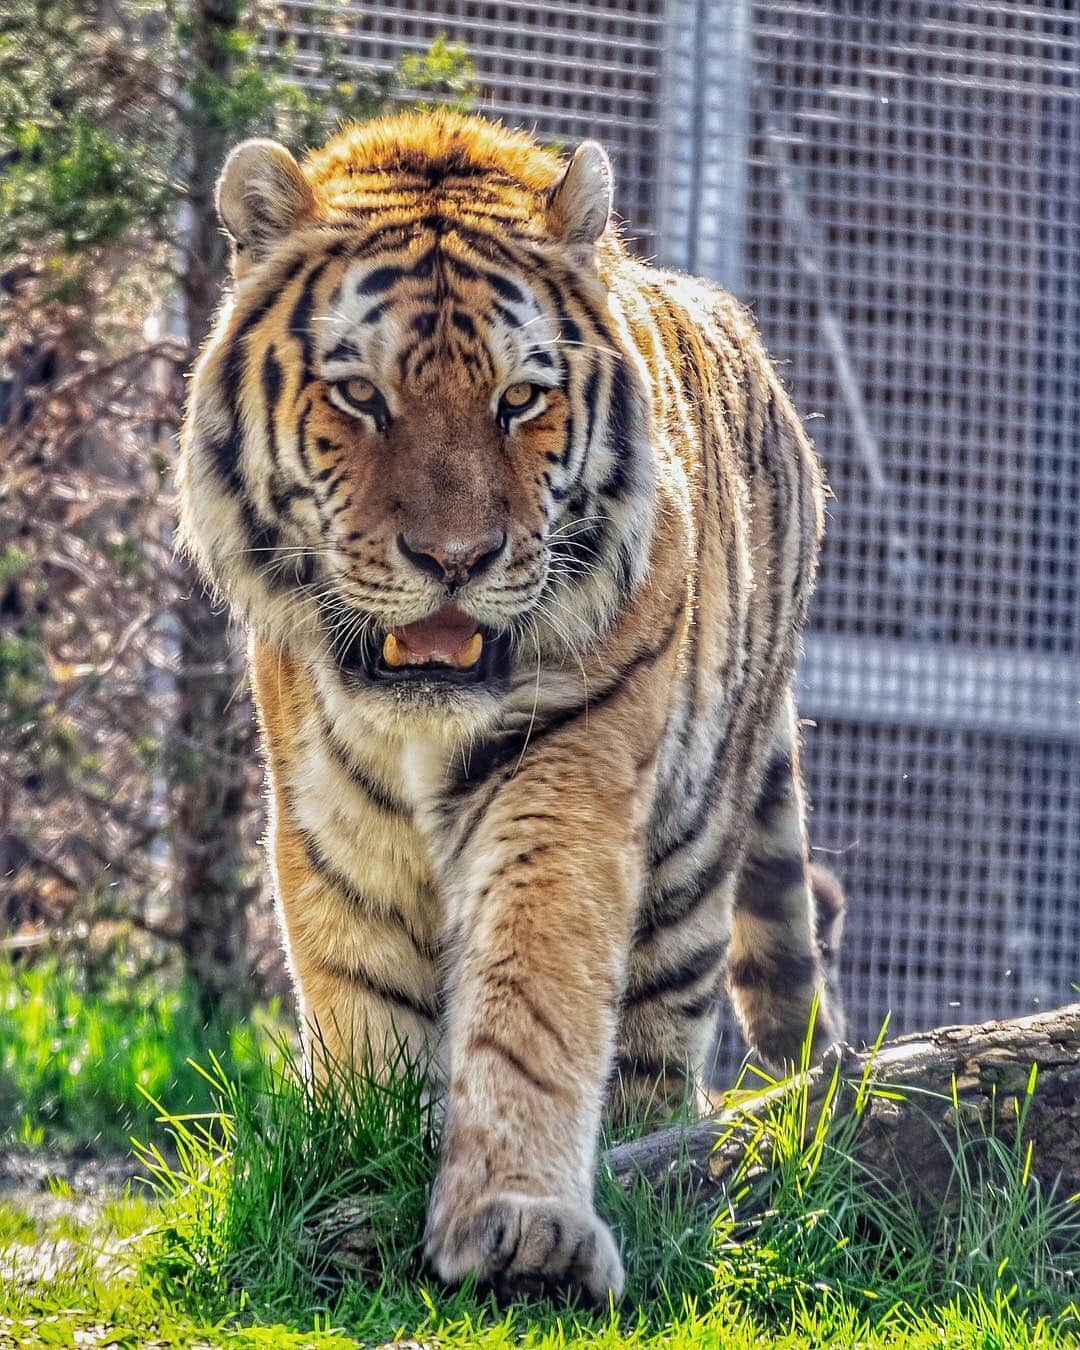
xmin=216 ymin=140 xmax=316 ymax=274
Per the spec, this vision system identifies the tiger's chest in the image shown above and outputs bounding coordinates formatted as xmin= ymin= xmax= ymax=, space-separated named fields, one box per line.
xmin=287 ymin=708 xmax=444 ymax=952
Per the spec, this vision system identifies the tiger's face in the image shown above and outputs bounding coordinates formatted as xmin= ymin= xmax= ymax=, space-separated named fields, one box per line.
xmin=179 ymin=115 xmax=655 ymax=737
xmin=303 ymin=247 xmax=579 ymax=695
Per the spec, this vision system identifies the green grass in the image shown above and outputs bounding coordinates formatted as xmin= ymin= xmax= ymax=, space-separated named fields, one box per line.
xmin=0 ymin=951 xmax=277 ymax=1151
xmin=0 ymin=1202 xmax=37 ymax=1247
xmin=126 ymin=1034 xmax=1080 ymax=1345
xmin=1 ymin=970 xmax=1078 ymax=1345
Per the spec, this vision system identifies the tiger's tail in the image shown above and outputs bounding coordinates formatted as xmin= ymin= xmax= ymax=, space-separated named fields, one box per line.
xmin=726 ymin=697 xmax=846 ymax=1068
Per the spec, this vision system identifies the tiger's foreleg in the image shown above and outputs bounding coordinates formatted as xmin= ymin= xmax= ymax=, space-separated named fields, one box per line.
xmin=422 ymin=751 xmax=650 ymax=1303
xmin=252 ymin=642 xmax=442 ymax=1080
xmin=726 ymin=693 xmax=845 ymax=1068
xmin=273 ymin=828 xmax=443 ymax=1081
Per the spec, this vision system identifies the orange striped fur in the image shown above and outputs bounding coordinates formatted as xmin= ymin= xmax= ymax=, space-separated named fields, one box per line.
xmin=178 ymin=111 xmax=845 ymax=1303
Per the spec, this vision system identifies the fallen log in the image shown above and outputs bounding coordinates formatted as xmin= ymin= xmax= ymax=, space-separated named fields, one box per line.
xmin=602 ymin=1004 xmax=1080 ymax=1205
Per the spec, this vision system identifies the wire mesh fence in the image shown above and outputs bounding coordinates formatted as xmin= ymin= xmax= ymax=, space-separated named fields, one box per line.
xmin=277 ymin=0 xmax=1080 ymax=1060
xmin=737 ymin=0 xmax=1080 ymax=1065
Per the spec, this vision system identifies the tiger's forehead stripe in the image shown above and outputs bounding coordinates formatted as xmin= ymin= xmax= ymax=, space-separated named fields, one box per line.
xmin=310 ymin=229 xmax=566 ymax=394
xmin=217 ymin=210 xmax=632 ymax=539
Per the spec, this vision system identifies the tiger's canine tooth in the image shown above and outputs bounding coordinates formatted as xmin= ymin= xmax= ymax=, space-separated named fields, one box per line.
xmin=453 ymin=632 xmax=484 ymax=669
xmin=382 ymin=633 xmax=407 ymax=667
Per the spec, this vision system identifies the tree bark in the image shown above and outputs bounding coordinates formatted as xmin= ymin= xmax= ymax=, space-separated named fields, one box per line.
xmin=167 ymin=0 xmax=257 ymax=1021
xmin=603 ymin=1004 xmax=1080 ymax=1207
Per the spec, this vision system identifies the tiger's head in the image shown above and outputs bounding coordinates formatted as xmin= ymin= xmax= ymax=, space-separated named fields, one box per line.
xmin=178 ymin=112 xmax=655 ymax=738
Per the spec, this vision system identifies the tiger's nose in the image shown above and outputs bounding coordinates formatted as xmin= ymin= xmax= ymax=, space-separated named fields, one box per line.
xmin=397 ymin=529 xmax=507 ymax=589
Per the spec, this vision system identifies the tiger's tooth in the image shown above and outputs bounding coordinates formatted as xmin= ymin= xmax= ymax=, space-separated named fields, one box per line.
xmin=453 ymin=632 xmax=483 ymax=669
xmin=382 ymin=633 xmax=406 ymax=668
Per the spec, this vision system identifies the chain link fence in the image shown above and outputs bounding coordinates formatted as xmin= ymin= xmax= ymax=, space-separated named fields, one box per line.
xmin=278 ymin=0 xmax=1080 ymax=1060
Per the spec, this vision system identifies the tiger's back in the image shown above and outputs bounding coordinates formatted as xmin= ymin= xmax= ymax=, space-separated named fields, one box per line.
xmin=179 ymin=111 xmax=844 ymax=1303
xmin=615 ymin=267 xmax=842 ymax=1094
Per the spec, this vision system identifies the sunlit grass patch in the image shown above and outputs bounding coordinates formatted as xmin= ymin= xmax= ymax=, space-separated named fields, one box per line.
xmin=130 ymin=1023 xmax=1080 ymax=1347
xmin=1 ymin=972 xmax=1076 ymax=1345
xmin=98 ymin=1191 xmax=158 ymax=1242
xmin=0 ymin=951 xmax=283 ymax=1151
xmin=0 ymin=1202 xmax=37 ymax=1248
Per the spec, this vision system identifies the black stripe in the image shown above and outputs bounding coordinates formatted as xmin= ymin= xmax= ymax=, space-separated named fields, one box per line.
xmin=360 ymin=300 xmax=391 ymax=325
xmin=447 ymin=599 xmax=685 ymax=794
xmin=294 ymin=398 xmax=317 ymax=481
xmin=597 ymin=360 xmax=641 ymax=501
xmin=727 ymin=950 xmax=816 ymax=992
xmin=410 ymin=248 xmax=437 ymax=281
xmin=324 ymin=337 xmax=363 ymax=364
xmin=552 ymin=520 xmax=604 ymax=569
xmin=559 ymin=271 xmax=619 ymax=350
xmin=356 ymin=263 xmax=408 ymax=295
xmin=491 ymin=300 xmax=521 ymax=328
xmin=633 ymin=836 xmax=740 ymax=946
xmin=348 ymin=222 xmax=421 ymax=262
xmin=206 ymin=421 xmax=244 ymax=492
xmin=288 ymin=260 xmax=329 ymax=373
xmin=261 ymin=345 xmax=283 ymax=469
xmin=290 ymin=808 xmax=438 ymax=964
xmin=441 ymin=779 xmax=502 ymax=868
xmin=648 ymin=520 xmax=749 ymax=866
xmin=468 ymin=1034 xmax=560 ymax=1096
xmin=442 ymin=250 xmax=481 ymax=284
xmin=558 ymin=310 xmax=582 ymax=345
xmin=613 ymin=542 xmax=637 ymax=604
xmin=480 ymin=269 xmax=524 ymax=305
xmin=677 ymin=987 xmax=722 ymax=1020
xmin=558 ymin=391 xmax=577 ymax=472
xmin=409 ymin=309 xmax=437 ymax=339
xmin=315 ymin=707 xmax=411 ymax=818
xmin=310 ymin=955 xmax=438 ymax=1022
xmin=451 ymin=309 xmax=476 ymax=339
xmin=269 ymin=485 xmax=314 ymax=525
xmin=581 ymin=364 xmax=600 ymax=459
xmin=484 ymin=972 xmax=570 ymax=1055
xmin=449 ymin=222 xmax=535 ymax=273
xmin=261 ymin=344 xmax=313 ymax=533
xmin=216 ymin=254 xmax=309 ymax=474
xmin=648 ymin=721 xmax=735 ymax=870
xmin=735 ymin=855 xmax=807 ymax=922
xmin=623 ymin=941 xmax=725 ymax=1008
xmin=441 ymin=238 xmax=526 ymax=303
xmin=756 ymin=754 xmax=793 ymax=821
xmin=551 ymin=484 xmax=605 ymax=566
xmin=204 ymin=424 xmax=283 ymax=575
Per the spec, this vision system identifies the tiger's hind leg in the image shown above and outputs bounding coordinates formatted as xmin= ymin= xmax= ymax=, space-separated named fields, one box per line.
xmin=726 ymin=695 xmax=845 ymax=1069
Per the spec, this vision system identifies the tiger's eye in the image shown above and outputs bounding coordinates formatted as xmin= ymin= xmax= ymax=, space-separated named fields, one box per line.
xmin=502 ymin=381 xmax=536 ymax=409
xmin=344 ymin=377 xmax=377 ymax=404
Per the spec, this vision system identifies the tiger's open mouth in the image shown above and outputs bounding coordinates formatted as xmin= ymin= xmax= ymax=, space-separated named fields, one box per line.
xmin=335 ymin=605 xmax=512 ymax=688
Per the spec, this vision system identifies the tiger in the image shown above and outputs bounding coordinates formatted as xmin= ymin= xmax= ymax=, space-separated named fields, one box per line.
xmin=177 ymin=110 xmax=845 ymax=1304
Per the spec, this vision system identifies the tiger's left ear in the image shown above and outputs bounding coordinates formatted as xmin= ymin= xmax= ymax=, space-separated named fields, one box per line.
xmin=548 ymin=141 xmax=613 ymax=247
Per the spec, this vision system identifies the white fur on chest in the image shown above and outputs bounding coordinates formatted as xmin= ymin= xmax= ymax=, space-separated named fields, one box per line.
xmin=288 ymin=711 xmax=439 ymax=916
xmin=399 ymin=735 xmax=450 ymax=811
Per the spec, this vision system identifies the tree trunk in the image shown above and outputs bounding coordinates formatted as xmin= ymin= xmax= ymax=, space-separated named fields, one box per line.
xmin=169 ymin=585 xmax=259 ymax=1022
xmin=168 ymin=0 xmax=256 ymax=1022
xmin=603 ymin=1004 xmax=1080 ymax=1207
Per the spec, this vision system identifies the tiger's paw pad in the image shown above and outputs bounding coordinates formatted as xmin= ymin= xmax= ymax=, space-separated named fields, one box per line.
xmin=424 ymin=1192 xmax=624 ymax=1305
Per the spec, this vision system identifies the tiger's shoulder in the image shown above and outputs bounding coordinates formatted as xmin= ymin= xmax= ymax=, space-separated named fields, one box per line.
xmin=609 ymin=258 xmax=818 ymax=475
xmin=602 ymin=256 xmax=825 ymax=625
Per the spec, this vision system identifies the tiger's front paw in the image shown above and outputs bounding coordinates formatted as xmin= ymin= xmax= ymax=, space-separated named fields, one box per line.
xmin=424 ymin=1190 xmax=624 ymax=1305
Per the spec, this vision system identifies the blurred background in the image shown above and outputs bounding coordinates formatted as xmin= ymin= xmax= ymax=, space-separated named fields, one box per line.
xmin=2 ymin=0 xmax=1078 ymax=1137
